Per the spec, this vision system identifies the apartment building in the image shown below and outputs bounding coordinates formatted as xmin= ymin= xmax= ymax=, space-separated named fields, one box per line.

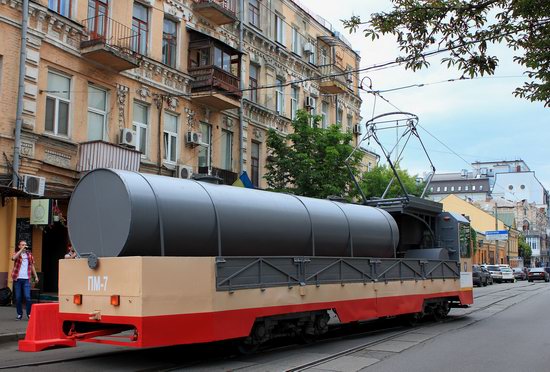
xmin=0 ymin=0 xmax=366 ymax=292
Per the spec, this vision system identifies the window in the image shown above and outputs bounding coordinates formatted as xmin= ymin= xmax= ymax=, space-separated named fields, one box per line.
xmin=162 ymin=18 xmax=177 ymax=68
xmin=320 ymin=46 xmax=329 ymax=65
xmin=132 ymin=2 xmax=148 ymax=54
xmin=45 ymin=71 xmax=70 ymax=136
xmin=87 ymin=0 xmax=108 ymax=38
xmin=451 ymin=186 xmax=455 ymax=192
xmin=508 ymin=185 xmax=514 ymax=190
xmin=198 ymin=122 xmax=211 ymax=169
xmin=308 ymin=42 xmax=316 ymax=64
xmin=346 ymin=114 xmax=353 ymax=131
xmin=321 ymin=102 xmax=329 ymax=128
xmin=436 ymin=187 xmax=441 ymax=192
xmin=458 ymin=186 xmax=462 ymax=191
xmin=163 ymin=112 xmax=178 ymax=163
xmin=87 ymin=85 xmax=107 ymax=141
xmin=472 ymin=185 xmax=476 ymax=191
xmin=465 ymin=185 xmax=469 ymax=191
xmin=520 ymin=184 xmax=525 ymax=190
xmin=249 ymin=0 xmax=260 ymax=27
xmin=214 ymin=47 xmax=232 ymax=72
xmin=251 ymin=141 xmax=260 ymax=187
xmin=275 ymin=78 xmax=284 ymax=114
xmin=48 ymin=0 xmax=72 ymax=17
xmin=480 ymin=185 xmax=484 ymax=191
xmin=309 ymin=96 xmax=317 ymax=116
xmin=132 ymin=102 xmax=149 ymax=156
xmin=249 ymin=64 xmax=258 ymax=103
xmin=220 ymin=129 xmax=233 ymax=171
xmin=290 ymin=86 xmax=298 ymax=120
xmin=430 ymin=187 xmax=433 ymax=192
xmin=275 ymin=14 xmax=285 ymax=45
xmin=291 ymin=27 xmax=300 ymax=54
xmin=444 ymin=186 xmax=448 ymax=192
xmin=337 ymin=108 xmax=343 ymax=124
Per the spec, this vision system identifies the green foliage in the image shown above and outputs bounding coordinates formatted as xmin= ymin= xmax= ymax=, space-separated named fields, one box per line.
xmin=264 ymin=110 xmax=363 ymax=199
xmin=518 ymin=234 xmax=532 ymax=260
xmin=471 ymin=227 xmax=478 ymax=255
xmin=359 ymin=164 xmax=424 ymax=199
xmin=343 ymin=0 xmax=550 ymax=106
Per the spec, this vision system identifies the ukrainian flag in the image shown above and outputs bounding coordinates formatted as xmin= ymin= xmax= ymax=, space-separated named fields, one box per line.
xmin=232 ymin=171 xmax=254 ymax=188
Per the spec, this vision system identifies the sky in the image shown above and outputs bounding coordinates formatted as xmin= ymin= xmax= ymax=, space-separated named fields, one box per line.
xmin=297 ymin=0 xmax=550 ymax=189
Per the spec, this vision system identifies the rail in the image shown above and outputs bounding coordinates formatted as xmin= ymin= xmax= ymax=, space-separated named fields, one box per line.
xmin=194 ymin=0 xmax=237 ymax=14
xmin=216 ymin=256 xmax=461 ymax=291
xmin=189 ymin=65 xmax=241 ymax=97
xmin=81 ymin=15 xmax=139 ymax=54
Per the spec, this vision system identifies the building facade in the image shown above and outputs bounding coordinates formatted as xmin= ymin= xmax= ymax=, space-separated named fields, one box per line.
xmin=0 ymin=0 xmax=367 ymax=292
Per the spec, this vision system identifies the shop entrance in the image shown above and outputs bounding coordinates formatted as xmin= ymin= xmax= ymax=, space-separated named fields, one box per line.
xmin=41 ymin=223 xmax=68 ymax=293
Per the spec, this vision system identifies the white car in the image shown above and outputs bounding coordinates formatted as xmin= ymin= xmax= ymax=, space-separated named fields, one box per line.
xmin=483 ymin=265 xmax=503 ymax=283
xmin=500 ymin=267 xmax=515 ymax=283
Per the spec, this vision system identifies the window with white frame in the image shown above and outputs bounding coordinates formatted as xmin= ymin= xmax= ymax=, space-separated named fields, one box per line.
xmin=163 ymin=112 xmax=178 ymax=163
xmin=337 ymin=108 xmax=343 ymax=124
xmin=48 ymin=0 xmax=72 ymax=18
xmin=198 ymin=122 xmax=211 ymax=169
xmin=290 ymin=85 xmax=298 ymax=120
xmin=249 ymin=64 xmax=258 ymax=103
xmin=220 ymin=129 xmax=233 ymax=171
xmin=275 ymin=14 xmax=285 ymax=45
xmin=275 ymin=78 xmax=284 ymax=114
xmin=320 ymin=46 xmax=329 ymax=65
xmin=309 ymin=96 xmax=317 ymax=116
xmin=465 ymin=185 xmax=469 ymax=191
xmin=291 ymin=27 xmax=300 ymax=54
xmin=45 ymin=71 xmax=71 ymax=136
xmin=321 ymin=101 xmax=329 ymax=128
xmin=87 ymin=85 xmax=107 ymax=141
xmin=132 ymin=102 xmax=149 ymax=156
xmin=308 ymin=42 xmax=316 ymax=64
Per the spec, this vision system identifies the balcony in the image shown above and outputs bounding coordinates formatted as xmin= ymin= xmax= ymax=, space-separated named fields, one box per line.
xmin=318 ymin=64 xmax=350 ymax=94
xmin=192 ymin=0 xmax=238 ymax=26
xmin=81 ymin=15 xmax=139 ymax=72
xmin=189 ymin=66 xmax=241 ymax=110
xmin=77 ymin=141 xmax=141 ymax=173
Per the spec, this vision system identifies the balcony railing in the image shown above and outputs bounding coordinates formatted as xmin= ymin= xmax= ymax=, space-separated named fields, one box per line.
xmin=81 ymin=15 xmax=140 ymax=71
xmin=189 ymin=65 xmax=241 ymax=98
xmin=192 ymin=0 xmax=238 ymax=25
xmin=77 ymin=141 xmax=141 ymax=173
xmin=318 ymin=64 xmax=351 ymax=94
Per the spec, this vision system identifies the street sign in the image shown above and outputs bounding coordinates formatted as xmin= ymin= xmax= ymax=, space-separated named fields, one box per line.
xmin=485 ymin=230 xmax=508 ymax=241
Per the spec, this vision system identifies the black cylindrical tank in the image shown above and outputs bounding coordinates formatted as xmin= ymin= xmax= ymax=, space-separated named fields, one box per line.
xmin=68 ymin=169 xmax=399 ymax=258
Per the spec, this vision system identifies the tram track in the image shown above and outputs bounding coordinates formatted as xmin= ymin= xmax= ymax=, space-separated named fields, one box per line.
xmin=2 ymin=283 xmax=547 ymax=371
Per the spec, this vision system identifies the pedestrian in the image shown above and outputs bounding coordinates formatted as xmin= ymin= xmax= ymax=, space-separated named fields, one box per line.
xmin=11 ymin=240 xmax=39 ymax=320
xmin=64 ymin=243 xmax=77 ymax=259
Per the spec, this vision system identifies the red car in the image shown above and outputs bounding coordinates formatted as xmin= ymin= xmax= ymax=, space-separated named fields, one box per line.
xmin=527 ymin=268 xmax=550 ymax=282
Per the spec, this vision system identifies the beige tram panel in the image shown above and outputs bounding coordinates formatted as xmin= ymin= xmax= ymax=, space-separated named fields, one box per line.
xmin=59 ymin=257 xmax=463 ymax=317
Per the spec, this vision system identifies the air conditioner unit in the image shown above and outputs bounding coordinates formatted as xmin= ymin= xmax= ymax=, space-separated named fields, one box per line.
xmin=303 ymin=42 xmax=314 ymax=55
xmin=346 ymin=71 xmax=353 ymax=83
xmin=353 ymin=124 xmax=362 ymax=134
xmin=120 ymin=128 xmax=137 ymax=147
xmin=23 ymin=174 xmax=45 ymax=197
xmin=186 ymin=131 xmax=203 ymax=146
xmin=176 ymin=164 xmax=193 ymax=179
xmin=305 ymin=96 xmax=315 ymax=109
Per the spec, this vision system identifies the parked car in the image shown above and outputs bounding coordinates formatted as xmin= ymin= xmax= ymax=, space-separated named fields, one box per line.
xmin=527 ymin=268 xmax=550 ymax=282
xmin=500 ymin=267 xmax=515 ymax=283
xmin=483 ymin=265 xmax=503 ymax=283
xmin=472 ymin=265 xmax=491 ymax=287
xmin=513 ymin=267 xmax=527 ymax=281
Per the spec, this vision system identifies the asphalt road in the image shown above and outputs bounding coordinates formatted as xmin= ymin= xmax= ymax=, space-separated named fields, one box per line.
xmin=0 ymin=281 xmax=547 ymax=371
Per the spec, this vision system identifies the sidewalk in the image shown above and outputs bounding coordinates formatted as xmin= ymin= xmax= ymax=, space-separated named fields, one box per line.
xmin=0 ymin=304 xmax=33 ymax=344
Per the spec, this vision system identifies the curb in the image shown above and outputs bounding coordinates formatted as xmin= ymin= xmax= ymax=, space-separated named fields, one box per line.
xmin=0 ymin=332 xmax=25 ymax=345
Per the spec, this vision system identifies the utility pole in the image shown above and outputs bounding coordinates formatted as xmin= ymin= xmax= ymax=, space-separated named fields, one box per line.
xmin=495 ymin=202 xmax=499 ymax=264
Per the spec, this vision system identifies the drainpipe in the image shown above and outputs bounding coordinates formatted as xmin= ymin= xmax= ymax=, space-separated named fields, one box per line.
xmin=238 ymin=0 xmax=245 ymax=174
xmin=12 ymin=0 xmax=29 ymax=188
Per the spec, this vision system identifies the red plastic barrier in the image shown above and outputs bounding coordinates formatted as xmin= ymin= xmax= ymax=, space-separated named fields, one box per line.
xmin=18 ymin=303 xmax=76 ymax=352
